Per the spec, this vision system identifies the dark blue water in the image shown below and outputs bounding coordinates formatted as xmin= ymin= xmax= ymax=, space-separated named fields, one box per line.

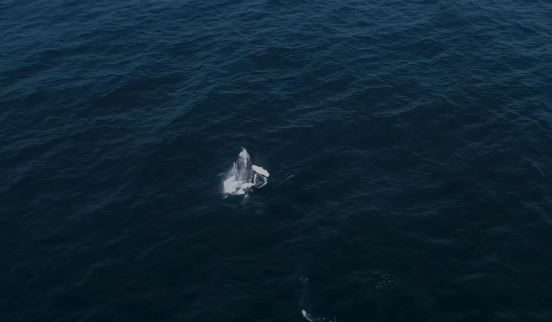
xmin=2 ymin=0 xmax=552 ymax=321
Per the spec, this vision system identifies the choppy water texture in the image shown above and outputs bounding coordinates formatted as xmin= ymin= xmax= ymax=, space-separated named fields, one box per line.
xmin=2 ymin=0 xmax=552 ymax=321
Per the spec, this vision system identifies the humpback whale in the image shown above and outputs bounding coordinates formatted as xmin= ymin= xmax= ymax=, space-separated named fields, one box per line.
xmin=223 ymin=148 xmax=269 ymax=196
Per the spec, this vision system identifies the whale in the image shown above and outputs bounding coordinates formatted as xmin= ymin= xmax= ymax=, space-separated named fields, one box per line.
xmin=223 ymin=148 xmax=269 ymax=196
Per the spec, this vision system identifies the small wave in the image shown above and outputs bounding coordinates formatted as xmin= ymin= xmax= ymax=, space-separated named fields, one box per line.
xmin=301 ymin=309 xmax=337 ymax=322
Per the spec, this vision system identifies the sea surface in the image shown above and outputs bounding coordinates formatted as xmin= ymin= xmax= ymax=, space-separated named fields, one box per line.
xmin=2 ymin=0 xmax=552 ymax=321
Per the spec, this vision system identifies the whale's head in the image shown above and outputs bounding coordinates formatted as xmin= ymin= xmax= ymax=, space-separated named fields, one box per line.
xmin=235 ymin=147 xmax=252 ymax=182
xmin=238 ymin=147 xmax=250 ymax=163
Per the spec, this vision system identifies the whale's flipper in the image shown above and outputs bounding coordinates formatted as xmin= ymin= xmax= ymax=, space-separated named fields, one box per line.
xmin=252 ymin=165 xmax=269 ymax=188
xmin=252 ymin=165 xmax=269 ymax=177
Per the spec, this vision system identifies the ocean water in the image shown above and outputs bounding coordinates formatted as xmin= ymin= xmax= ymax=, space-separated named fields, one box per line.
xmin=2 ymin=0 xmax=552 ymax=321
